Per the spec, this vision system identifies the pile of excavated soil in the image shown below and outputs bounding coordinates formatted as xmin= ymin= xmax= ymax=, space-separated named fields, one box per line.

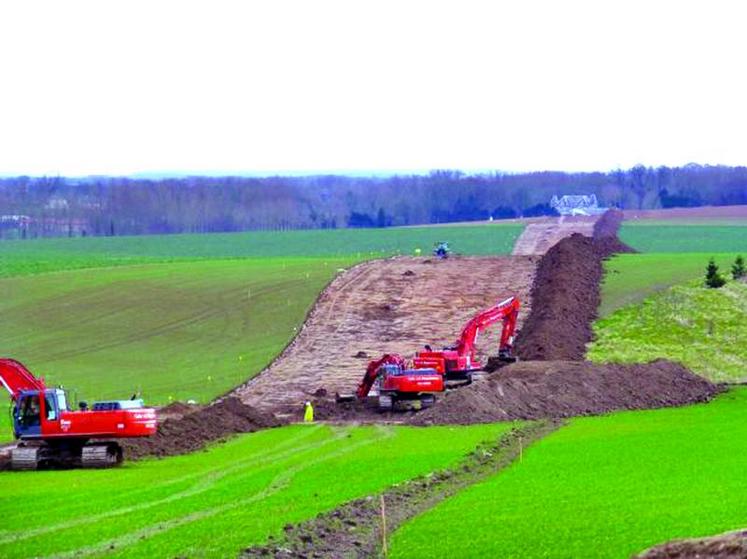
xmin=409 ymin=360 xmax=722 ymax=425
xmin=636 ymin=530 xmax=747 ymax=558
xmin=513 ymin=233 xmax=602 ymax=361
xmin=122 ymin=397 xmax=283 ymax=460
xmin=514 ymin=210 xmax=634 ymax=362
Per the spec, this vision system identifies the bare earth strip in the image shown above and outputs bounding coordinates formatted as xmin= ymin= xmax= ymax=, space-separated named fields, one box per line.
xmin=233 ymin=256 xmax=536 ymax=415
xmin=512 ymin=215 xmax=599 ymax=255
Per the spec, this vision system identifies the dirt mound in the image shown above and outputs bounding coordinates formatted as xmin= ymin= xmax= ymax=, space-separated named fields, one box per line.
xmin=409 ymin=360 xmax=722 ymax=425
xmin=514 ymin=210 xmax=634 ymax=361
xmin=593 ymin=208 xmax=624 ymax=238
xmin=514 ymin=234 xmax=601 ymax=360
xmin=636 ymin=530 xmax=747 ymax=558
xmin=122 ymin=397 xmax=283 ymax=460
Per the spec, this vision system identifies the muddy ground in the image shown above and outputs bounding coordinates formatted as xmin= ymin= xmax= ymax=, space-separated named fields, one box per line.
xmin=409 ymin=360 xmax=722 ymax=425
xmin=232 ymin=256 xmax=537 ymax=417
xmin=636 ymin=530 xmax=747 ymax=558
xmin=122 ymin=397 xmax=281 ymax=460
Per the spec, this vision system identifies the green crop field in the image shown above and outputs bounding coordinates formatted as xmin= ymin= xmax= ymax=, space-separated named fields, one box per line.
xmin=390 ymin=389 xmax=747 ymax=559
xmin=0 ymin=258 xmax=356 ymax=406
xmin=0 ymin=223 xmax=522 ymax=278
xmin=0 ymin=422 xmax=512 ymax=559
xmin=599 ymin=253 xmax=742 ymax=315
xmin=591 ymin=278 xmax=747 ymax=382
xmin=620 ymin=222 xmax=747 ymax=253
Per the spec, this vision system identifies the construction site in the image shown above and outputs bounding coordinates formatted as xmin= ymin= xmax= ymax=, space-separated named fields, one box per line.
xmin=3 ymin=205 xmax=747 ymax=559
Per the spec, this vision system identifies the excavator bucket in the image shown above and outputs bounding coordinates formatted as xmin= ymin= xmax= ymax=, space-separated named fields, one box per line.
xmin=335 ymin=392 xmax=356 ymax=403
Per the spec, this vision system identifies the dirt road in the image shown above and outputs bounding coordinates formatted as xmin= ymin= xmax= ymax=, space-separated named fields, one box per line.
xmin=233 ymin=256 xmax=536 ymax=415
xmin=511 ymin=215 xmax=599 ymax=255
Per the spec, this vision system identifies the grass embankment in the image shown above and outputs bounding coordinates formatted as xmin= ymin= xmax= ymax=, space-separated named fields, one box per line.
xmin=0 ymin=422 xmax=512 ymax=559
xmin=620 ymin=222 xmax=747 ymax=253
xmin=599 ymin=253 xmax=742 ymax=315
xmin=0 ymin=258 xmax=355 ymax=405
xmin=591 ymin=278 xmax=747 ymax=382
xmin=0 ymin=223 xmax=523 ymax=277
xmin=390 ymin=389 xmax=747 ymax=559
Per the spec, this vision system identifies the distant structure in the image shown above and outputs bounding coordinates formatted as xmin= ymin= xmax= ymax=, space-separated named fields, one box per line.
xmin=550 ymin=194 xmax=605 ymax=216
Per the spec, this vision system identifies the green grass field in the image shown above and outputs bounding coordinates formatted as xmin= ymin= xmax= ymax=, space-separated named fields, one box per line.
xmin=0 ymin=223 xmax=522 ymax=278
xmin=0 ymin=258 xmax=356 ymax=405
xmin=620 ymin=222 xmax=747 ymax=253
xmin=591 ymin=278 xmax=747 ymax=382
xmin=599 ymin=253 xmax=742 ymax=315
xmin=390 ymin=388 xmax=747 ymax=559
xmin=0 ymin=422 xmax=512 ymax=559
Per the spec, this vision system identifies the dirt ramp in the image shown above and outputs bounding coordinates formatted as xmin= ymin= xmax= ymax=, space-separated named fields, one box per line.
xmin=122 ymin=397 xmax=282 ymax=460
xmin=409 ymin=360 xmax=722 ymax=425
xmin=636 ymin=530 xmax=747 ymax=559
xmin=512 ymin=215 xmax=598 ymax=256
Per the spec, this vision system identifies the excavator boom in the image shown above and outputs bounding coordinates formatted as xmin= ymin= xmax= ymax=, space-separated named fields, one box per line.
xmin=0 ymin=358 xmax=45 ymax=399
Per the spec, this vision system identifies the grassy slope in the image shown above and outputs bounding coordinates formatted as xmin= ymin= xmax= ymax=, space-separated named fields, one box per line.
xmin=0 ymin=223 xmax=522 ymax=277
xmin=599 ymin=253 xmax=741 ymax=316
xmin=0 ymin=258 xmax=356 ymax=405
xmin=591 ymin=279 xmax=747 ymax=382
xmin=620 ymin=222 xmax=747 ymax=253
xmin=0 ymin=422 xmax=513 ymax=559
xmin=390 ymin=389 xmax=747 ymax=559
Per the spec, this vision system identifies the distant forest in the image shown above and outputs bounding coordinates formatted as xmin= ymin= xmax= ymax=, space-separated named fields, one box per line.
xmin=1 ymin=164 xmax=746 ymax=239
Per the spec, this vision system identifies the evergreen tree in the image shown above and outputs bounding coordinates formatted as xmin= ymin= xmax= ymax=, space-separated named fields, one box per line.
xmin=705 ymin=258 xmax=726 ymax=288
xmin=733 ymin=255 xmax=746 ymax=280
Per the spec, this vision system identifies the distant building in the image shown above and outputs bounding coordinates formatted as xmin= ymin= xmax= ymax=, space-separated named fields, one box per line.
xmin=550 ymin=194 xmax=605 ymax=216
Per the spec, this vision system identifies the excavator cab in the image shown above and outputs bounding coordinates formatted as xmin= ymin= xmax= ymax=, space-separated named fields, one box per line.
xmin=13 ymin=388 xmax=68 ymax=439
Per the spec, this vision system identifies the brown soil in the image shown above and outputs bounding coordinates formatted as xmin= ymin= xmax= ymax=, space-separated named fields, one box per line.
xmin=636 ymin=529 xmax=747 ymax=558
xmin=232 ymin=256 xmax=536 ymax=419
xmin=122 ymin=397 xmax=282 ymax=460
xmin=409 ymin=360 xmax=722 ymax=425
xmin=241 ymin=421 xmax=559 ymax=559
xmin=514 ymin=210 xmax=634 ymax=361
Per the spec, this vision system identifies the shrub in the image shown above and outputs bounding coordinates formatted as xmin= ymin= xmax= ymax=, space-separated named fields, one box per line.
xmin=732 ymin=255 xmax=746 ymax=280
xmin=705 ymin=257 xmax=726 ymax=288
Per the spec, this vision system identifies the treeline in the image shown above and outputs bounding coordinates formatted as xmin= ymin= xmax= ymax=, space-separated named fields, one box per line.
xmin=1 ymin=164 xmax=746 ymax=239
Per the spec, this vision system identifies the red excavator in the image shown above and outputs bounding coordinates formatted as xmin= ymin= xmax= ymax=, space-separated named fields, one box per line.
xmin=1 ymin=358 xmax=157 ymax=470
xmin=349 ymin=296 xmax=520 ymax=411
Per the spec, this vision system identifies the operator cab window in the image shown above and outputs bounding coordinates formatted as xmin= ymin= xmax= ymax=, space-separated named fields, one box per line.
xmin=45 ymin=394 xmax=56 ymax=420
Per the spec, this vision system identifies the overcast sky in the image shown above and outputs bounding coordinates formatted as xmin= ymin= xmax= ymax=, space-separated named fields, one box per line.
xmin=1 ymin=0 xmax=745 ymax=176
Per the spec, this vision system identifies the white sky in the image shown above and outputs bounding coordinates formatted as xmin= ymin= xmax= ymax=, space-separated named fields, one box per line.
xmin=0 ymin=0 xmax=745 ymax=176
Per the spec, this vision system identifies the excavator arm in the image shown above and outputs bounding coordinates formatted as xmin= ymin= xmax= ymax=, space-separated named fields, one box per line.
xmin=455 ymin=296 xmax=520 ymax=363
xmin=0 ymin=358 xmax=45 ymax=400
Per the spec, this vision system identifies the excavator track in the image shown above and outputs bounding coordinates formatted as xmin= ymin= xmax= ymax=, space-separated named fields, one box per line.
xmin=10 ymin=446 xmax=41 ymax=470
xmin=81 ymin=443 xmax=123 ymax=468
